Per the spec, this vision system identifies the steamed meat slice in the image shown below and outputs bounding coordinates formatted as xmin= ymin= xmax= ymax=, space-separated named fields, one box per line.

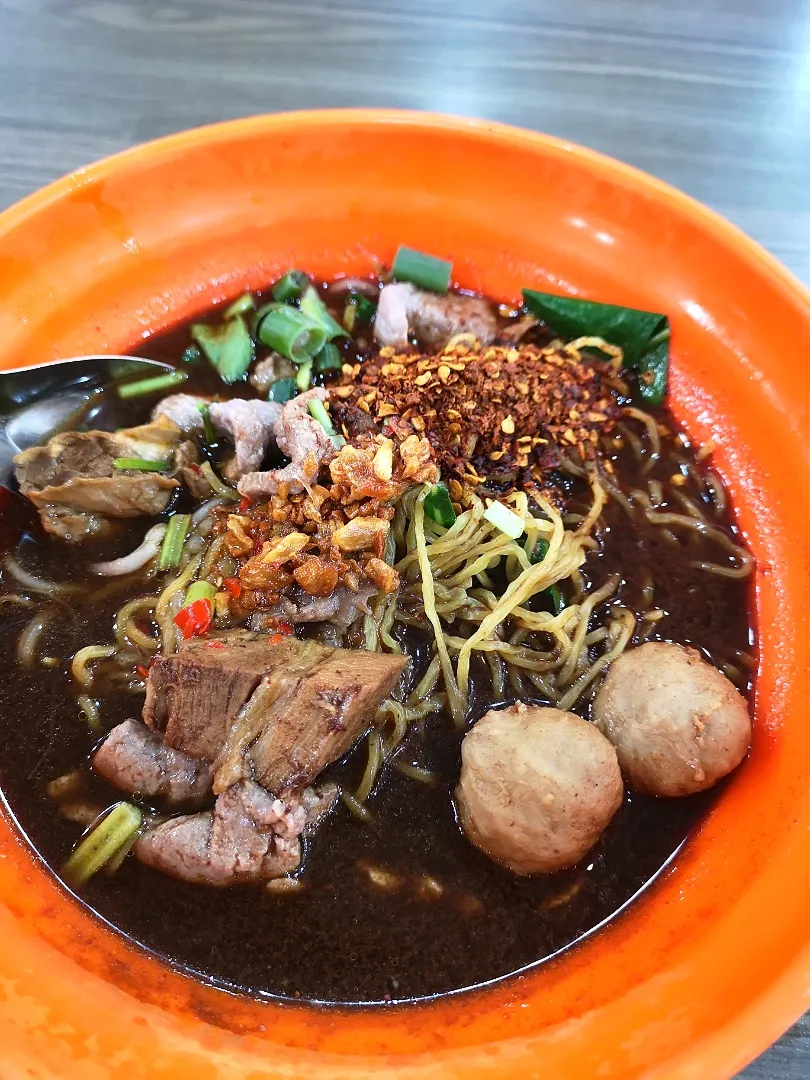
xmin=14 ymin=426 xmax=180 ymax=541
xmin=143 ymin=630 xmax=405 ymax=793
xmin=92 ymin=718 xmax=213 ymax=808
xmin=374 ymin=282 xmax=499 ymax=350
xmin=134 ymin=780 xmax=305 ymax=886
xmin=208 ymin=398 xmax=281 ymax=478
xmin=238 ymin=388 xmax=335 ymax=499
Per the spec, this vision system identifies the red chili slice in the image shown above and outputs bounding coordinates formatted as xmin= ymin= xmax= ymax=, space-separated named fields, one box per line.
xmin=222 ymin=576 xmax=242 ymax=598
xmin=173 ymin=598 xmax=213 ymax=639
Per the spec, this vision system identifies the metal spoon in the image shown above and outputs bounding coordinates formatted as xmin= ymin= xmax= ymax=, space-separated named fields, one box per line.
xmin=0 ymin=355 xmax=174 ymax=491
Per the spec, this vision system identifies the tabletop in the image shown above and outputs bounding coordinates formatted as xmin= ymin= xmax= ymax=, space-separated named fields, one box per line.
xmin=0 ymin=0 xmax=808 ymax=1075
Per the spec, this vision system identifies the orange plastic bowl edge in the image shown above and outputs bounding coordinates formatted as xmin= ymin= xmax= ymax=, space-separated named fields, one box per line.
xmin=0 ymin=110 xmax=809 ymax=1080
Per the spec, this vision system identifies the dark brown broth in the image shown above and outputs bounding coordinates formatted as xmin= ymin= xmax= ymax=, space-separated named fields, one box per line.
xmin=0 ymin=295 xmax=753 ymax=1005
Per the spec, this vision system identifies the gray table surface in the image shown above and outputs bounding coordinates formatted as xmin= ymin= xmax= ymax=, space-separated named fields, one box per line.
xmin=0 ymin=0 xmax=807 ymax=1075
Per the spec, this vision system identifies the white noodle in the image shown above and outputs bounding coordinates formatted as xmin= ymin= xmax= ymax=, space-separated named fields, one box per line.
xmin=91 ymin=524 xmax=166 ymax=577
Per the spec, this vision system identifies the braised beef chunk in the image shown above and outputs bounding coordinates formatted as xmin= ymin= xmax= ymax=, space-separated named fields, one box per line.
xmin=143 ymin=630 xmax=405 ymax=793
xmin=134 ymin=780 xmax=305 ymax=886
xmin=14 ymin=425 xmax=180 ymax=541
xmin=92 ymin=719 xmax=213 ymax=808
xmin=143 ymin=630 xmax=283 ymax=760
xmin=247 ymin=647 xmax=406 ymax=792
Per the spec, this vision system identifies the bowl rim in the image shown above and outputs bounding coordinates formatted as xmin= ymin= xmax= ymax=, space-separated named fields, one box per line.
xmin=1 ymin=107 xmax=810 ymax=1078
xmin=6 ymin=106 xmax=810 ymax=315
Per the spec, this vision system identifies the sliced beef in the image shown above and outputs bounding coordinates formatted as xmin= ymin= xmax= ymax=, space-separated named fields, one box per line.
xmin=208 ymin=398 xmax=281 ymax=479
xmin=92 ymin=718 xmax=212 ymax=808
xmin=264 ymin=582 xmax=379 ymax=630
xmin=151 ymin=393 xmax=208 ymax=433
xmin=14 ymin=426 xmax=180 ymax=541
xmin=300 ymin=781 xmax=339 ymax=833
xmin=143 ymin=630 xmax=405 ymax=794
xmin=237 ymin=388 xmax=335 ymax=499
xmin=134 ymin=780 xmax=303 ymax=886
xmin=153 ymin=394 xmax=282 ymax=483
xmin=374 ymin=282 xmax=499 ymax=350
xmin=36 ymin=504 xmax=115 ymax=542
xmin=173 ymin=440 xmax=211 ymax=499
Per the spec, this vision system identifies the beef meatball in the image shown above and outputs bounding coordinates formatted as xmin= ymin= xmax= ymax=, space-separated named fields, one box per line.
xmin=455 ymin=703 xmax=623 ymax=875
xmin=592 ymin=642 xmax=751 ymax=797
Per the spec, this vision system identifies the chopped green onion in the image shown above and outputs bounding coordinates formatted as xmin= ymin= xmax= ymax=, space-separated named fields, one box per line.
xmin=197 ymin=403 xmax=216 ymax=446
xmin=483 ymin=500 xmax=524 ymax=539
xmin=191 ymin=317 xmax=253 ymax=384
xmin=112 ymin=457 xmax=170 ymax=472
xmin=200 ymin=461 xmax=240 ymax=502
xmin=103 ymin=831 xmax=139 ymax=877
xmin=117 ymin=370 xmax=188 ymax=400
xmin=224 ymin=292 xmax=256 ymax=319
xmin=296 ymin=360 xmax=313 ymax=392
xmin=546 ymin=585 xmax=565 ymax=616
xmin=528 ymin=538 xmax=565 ymax=612
xmin=308 ymin=398 xmax=346 ymax=449
xmin=267 ymin=376 xmax=297 ymax=404
xmin=391 ymin=245 xmax=452 ymax=293
xmin=314 ymin=342 xmax=343 ymax=374
xmin=180 ymin=345 xmax=202 ymax=365
xmin=271 ymin=269 xmax=309 ymax=303
xmin=342 ymin=293 xmax=377 ymax=333
xmin=63 ymin=802 xmax=142 ymax=888
xmin=530 ymin=537 xmax=550 ymax=564
xmin=353 ymin=294 xmax=377 ymax=323
xmin=299 ymin=286 xmax=350 ymax=341
xmin=185 ymin=580 xmax=217 ymax=605
xmin=424 ymin=484 xmax=456 ymax=528
xmin=158 ymin=513 xmax=191 ymax=571
xmin=255 ymin=304 xmax=327 ymax=364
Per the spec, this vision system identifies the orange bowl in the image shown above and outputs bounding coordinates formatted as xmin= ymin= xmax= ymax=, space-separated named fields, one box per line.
xmin=1 ymin=110 xmax=809 ymax=1080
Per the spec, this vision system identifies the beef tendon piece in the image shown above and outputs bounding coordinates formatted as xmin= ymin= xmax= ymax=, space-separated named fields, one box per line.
xmin=143 ymin=630 xmax=406 ymax=794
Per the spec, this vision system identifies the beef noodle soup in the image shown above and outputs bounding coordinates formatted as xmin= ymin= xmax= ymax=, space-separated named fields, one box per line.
xmin=0 ymin=251 xmax=754 ymax=1004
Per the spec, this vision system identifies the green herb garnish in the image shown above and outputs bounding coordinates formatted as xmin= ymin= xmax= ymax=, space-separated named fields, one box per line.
xmin=522 ymin=288 xmax=670 ymax=407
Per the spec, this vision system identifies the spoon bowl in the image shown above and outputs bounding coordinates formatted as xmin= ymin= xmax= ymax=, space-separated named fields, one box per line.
xmin=0 ymin=355 xmax=172 ymax=489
